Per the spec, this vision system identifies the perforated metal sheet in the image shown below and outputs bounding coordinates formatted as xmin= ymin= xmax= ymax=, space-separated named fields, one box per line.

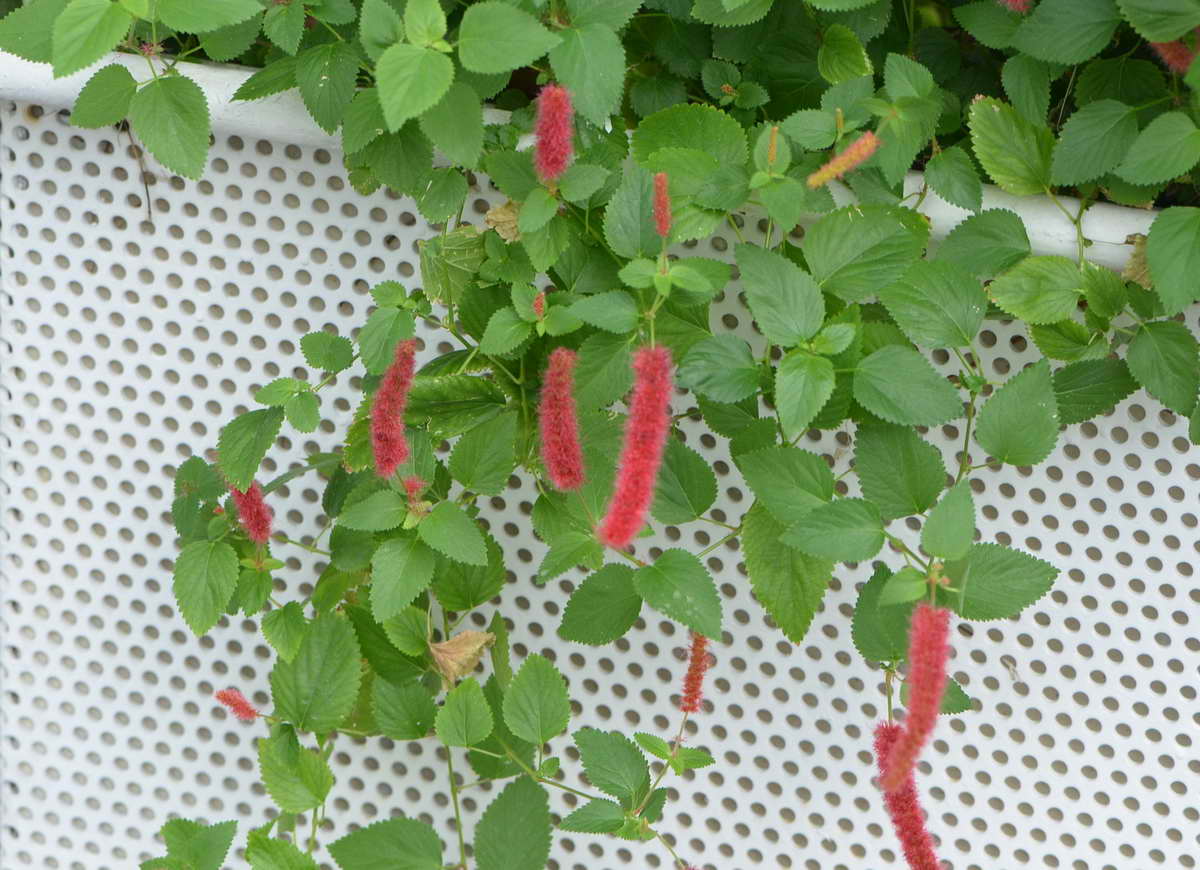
xmin=2 ymin=101 xmax=1199 ymax=870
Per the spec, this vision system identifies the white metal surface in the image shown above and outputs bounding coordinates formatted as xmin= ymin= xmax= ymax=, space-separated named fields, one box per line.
xmin=1 ymin=96 xmax=1198 ymax=870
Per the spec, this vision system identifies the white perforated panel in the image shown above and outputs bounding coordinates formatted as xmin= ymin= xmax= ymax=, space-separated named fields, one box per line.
xmin=2 ymin=102 xmax=1198 ymax=870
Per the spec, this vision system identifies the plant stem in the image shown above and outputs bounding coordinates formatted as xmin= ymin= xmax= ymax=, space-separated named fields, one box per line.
xmin=955 ymin=393 xmax=978 ymax=483
xmin=444 ymin=748 xmax=469 ymax=870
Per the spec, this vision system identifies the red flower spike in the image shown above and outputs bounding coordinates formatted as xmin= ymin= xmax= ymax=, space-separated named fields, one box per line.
xmin=997 ymin=0 xmax=1030 ymax=12
xmin=806 ymin=131 xmax=881 ymax=189
xmin=215 ymin=688 xmax=260 ymax=722
xmin=532 ymin=291 xmax=546 ymax=320
xmin=881 ymin=603 xmax=951 ymax=793
xmin=875 ymin=722 xmax=943 ymax=870
xmin=1151 ymin=37 xmax=1198 ymax=75
xmin=371 ymin=339 xmax=418 ymax=479
xmin=535 ymin=84 xmax=574 ymax=183
xmin=653 ymin=171 xmax=672 ymax=239
xmin=680 ymin=632 xmax=711 ymax=714
xmin=229 ymin=482 xmax=272 ymax=545
xmin=538 ymin=348 xmax=586 ymax=491
xmin=598 ymin=346 xmax=674 ymax=549
xmin=402 ymin=475 xmax=426 ymax=507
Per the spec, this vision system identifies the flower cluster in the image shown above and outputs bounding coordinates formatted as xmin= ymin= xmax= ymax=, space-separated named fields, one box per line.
xmin=538 ymin=347 xmax=585 ymax=491
xmin=229 ymin=482 xmax=272 ymax=545
xmin=371 ymin=338 xmax=417 ymax=479
xmin=534 ymin=84 xmax=574 ymax=183
xmin=806 ymin=131 xmax=881 ymax=189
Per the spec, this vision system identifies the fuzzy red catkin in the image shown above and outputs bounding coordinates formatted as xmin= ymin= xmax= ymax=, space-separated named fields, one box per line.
xmin=1151 ymin=36 xmax=1198 ymax=75
xmin=881 ymin=603 xmax=951 ymax=793
xmin=402 ymin=475 xmax=426 ymax=507
xmin=653 ymin=171 xmax=672 ymax=239
xmin=229 ymin=482 xmax=272 ymax=545
xmin=535 ymin=84 xmax=574 ymax=183
xmin=539 ymin=348 xmax=585 ymax=491
xmin=371 ymin=338 xmax=417 ymax=479
xmin=875 ymin=722 xmax=942 ymax=870
xmin=996 ymin=0 xmax=1030 ymax=13
xmin=680 ymin=632 xmax=711 ymax=714
xmin=597 ymin=346 xmax=674 ymax=548
xmin=806 ymin=131 xmax=881 ymax=189
xmin=215 ymin=688 xmax=260 ymax=722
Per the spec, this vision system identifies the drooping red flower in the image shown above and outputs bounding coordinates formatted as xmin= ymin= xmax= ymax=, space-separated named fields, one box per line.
xmin=1151 ymin=34 xmax=1198 ymax=75
xmin=806 ymin=131 xmax=881 ymax=189
xmin=597 ymin=346 xmax=673 ymax=549
xmin=881 ymin=604 xmax=951 ymax=793
xmin=229 ymin=482 xmax=272 ymax=545
xmin=402 ymin=475 xmax=426 ymax=508
xmin=875 ymin=721 xmax=942 ymax=870
xmin=653 ymin=172 xmax=672 ymax=239
xmin=996 ymin=0 xmax=1030 ymax=13
xmin=534 ymin=84 xmax=574 ymax=183
xmin=680 ymin=632 xmax=711 ymax=714
xmin=371 ymin=339 xmax=417 ymax=479
xmin=215 ymin=688 xmax=260 ymax=722
xmin=538 ymin=348 xmax=585 ymax=491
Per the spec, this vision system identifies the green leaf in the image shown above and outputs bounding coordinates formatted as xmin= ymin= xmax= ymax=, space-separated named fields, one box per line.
xmin=549 ymin=24 xmax=625 ymax=125
xmin=1116 ymin=112 xmax=1200 ymax=187
xmin=735 ymin=243 xmax=823 ymax=346
xmin=954 ymin=1 xmax=1022 ymax=49
xmin=246 ymin=831 xmax=318 ymax=870
xmin=779 ymin=108 xmax=837 ymax=150
xmin=559 ymin=799 xmax=625 ymax=834
xmin=479 ymin=307 xmax=531 ymax=357
xmin=405 ymin=0 xmax=446 ymax=46
xmin=652 ymin=439 xmax=718 ymax=524
xmin=147 ymin=819 xmax=237 ymax=870
xmin=374 ymin=680 xmax=437 ymax=741
xmin=692 ymin=0 xmax=773 ymax=25
xmin=818 ymin=23 xmax=871 ymax=84
xmin=419 ymin=82 xmax=484 ymax=167
xmin=339 ymin=490 xmax=407 ymax=532
xmin=924 ymin=146 xmax=983 ymax=212
xmin=968 ymin=97 xmax=1053 ymax=196
xmin=436 ymin=677 xmax=494 ymax=746
xmin=129 ymin=75 xmax=211 ymax=180
xmin=603 ymin=163 xmax=661 ymax=260
xmin=371 ymin=535 xmax=436 ymax=621
xmin=1002 ymin=54 xmax=1053 ymax=125
xmin=1146 ymin=207 xmax=1200 ymax=314
xmin=633 ymin=549 xmax=722 ymax=639
xmin=975 ymin=359 xmax=1060 ymax=466
xmin=854 ymin=346 xmax=962 ymax=426
xmin=382 ymin=606 xmax=427 ymax=657
xmin=173 ymin=541 xmax=238 ymax=636
xmin=157 ymin=0 xmax=259 ymax=33
xmin=851 ymin=565 xmax=916 ymax=663
xmin=262 ymin=602 xmax=308 ymax=663
xmin=359 ymin=306 xmax=415 ymax=375
xmin=1126 ymin=320 xmax=1200 ymax=415
xmin=855 ymin=424 xmax=946 ymax=521
xmin=296 ymin=42 xmax=361 ymax=133
xmin=742 ymin=503 xmax=832 ymax=645
xmin=565 ymin=0 xmax=642 ymax=29
xmin=518 ymin=187 xmax=558 ymax=235
xmin=736 ymin=446 xmax=833 ymax=524
xmin=572 ymin=728 xmax=649 ymax=807
xmin=419 ymin=502 xmax=488 ymax=566
xmin=376 ymin=43 xmax=454 ymax=131
xmin=803 ymin=204 xmax=930 ymax=302
xmin=677 ymin=335 xmax=759 ymax=403
xmin=257 ymin=732 xmax=333 ymax=813
xmin=559 ymin=564 xmax=642 ymax=646
xmin=285 ymin=392 xmax=320 ymax=433
xmin=264 ymin=1 xmax=306 ymax=54
xmin=270 ymin=614 xmax=362 ymax=734
xmin=558 ymin=163 xmax=610 ymax=204
xmin=879 ymin=260 xmax=985 ymax=348
xmin=450 ymin=412 xmax=517 ymax=496
xmin=1013 ymin=0 xmax=1120 ymax=65
xmin=935 ymin=209 xmax=1031 ymax=278
xmin=301 ymin=332 xmax=354 ymax=373
xmin=0 ymin=0 xmax=70 ymax=64
xmin=942 ymin=543 xmax=1058 ymax=620
xmin=232 ymin=57 xmax=297 ymax=102
xmin=433 ymin=530 xmax=506 ymax=610
xmin=458 ymin=1 xmax=560 ymax=74
xmin=782 ymin=498 xmax=884 ymax=562
xmin=922 ymin=481 xmax=975 ymax=561
xmin=474 ymin=778 xmax=552 ymax=870
xmin=1050 ymin=100 xmax=1137 ymax=185
xmin=632 ymin=103 xmax=748 ymax=169
xmin=419 ymin=225 xmax=486 ymax=302
xmin=503 ymin=654 xmax=570 ymax=745
xmin=1053 ymin=358 xmax=1138 ymax=424
xmin=775 ymin=352 xmax=835 ymax=440
xmin=358 ymin=0 xmax=404 ymax=62
xmin=70 ymin=63 xmax=136 ymax=128
xmin=1118 ymin=0 xmax=1200 ymax=40
xmin=989 ymin=255 xmax=1083 ymax=323
xmin=329 ymin=818 xmax=443 ymax=870
xmin=51 ymin=0 xmax=132 ymax=78
xmin=568 ymin=291 xmax=638 ymax=333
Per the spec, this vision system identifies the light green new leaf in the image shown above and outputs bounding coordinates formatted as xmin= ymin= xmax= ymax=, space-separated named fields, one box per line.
xmin=371 ymin=535 xmax=436 ymax=621
xmin=735 ymin=243 xmax=824 ymax=346
xmin=257 ymin=732 xmax=333 ymax=813
xmin=633 ymin=549 xmax=722 ymax=639
xmin=565 ymin=0 xmax=643 ymax=29
xmin=988 ymin=255 xmax=1083 ymax=323
xmin=70 ymin=63 xmax=136 ymax=128
xmin=376 ymin=43 xmax=455 ymax=131
xmin=1115 ymin=112 xmax=1200 ymax=187
xmin=1146 ymin=207 xmax=1200 ymax=314
xmin=1012 ymin=0 xmax=1120 ymax=64
xmin=775 ymin=352 xmax=835 ymax=440
xmin=942 ymin=542 xmax=1058 ymax=620
xmin=173 ymin=541 xmax=238 ymax=636
xmin=975 ymin=358 xmax=1060 ymax=466
xmin=51 ymin=0 xmax=132 ymax=78
xmin=262 ymin=602 xmax=308 ymax=663
xmin=474 ymin=778 xmax=552 ymax=870
xmin=631 ymin=103 xmax=748 ymax=169
xmin=151 ymin=818 xmax=238 ymax=870
xmin=270 ymin=614 xmax=362 ymax=734
xmin=742 ymin=503 xmax=833 ymax=645
xmin=405 ymin=0 xmax=447 ymax=46
xmin=246 ymin=831 xmax=318 ymax=870
xmin=879 ymin=260 xmax=985 ymax=348
xmin=854 ymin=346 xmax=963 ymax=427
xmin=559 ymin=564 xmax=642 ymax=646
xmin=359 ymin=306 xmax=416 ymax=374
xmin=263 ymin=1 xmax=305 ymax=55
xmin=652 ymin=439 xmax=718 ymax=524
xmin=458 ymin=1 xmax=560 ymax=74
xmin=572 ymin=728 xmax=650 ymax=807
xmin=329 ymin=818 xmax=443 ymax=870
xmin=736 ymin=446 xmax=834 ymax=524
xmin=480 ymin=307 xmax=532 ymax=357
xmin=559 ymin=799 xmax=625 ymax=834
xmin=1050 ymin=100 xmax=1137 ymax=186
xmin=420 ymin=82 xmax=484 ymax=167
xmin=0 ymin=0 xmax=71 ymax=64
xmin=818 ymin=23 xmax=871 ymax=84
xmin=503 ymin=654 xmax=570 ymax=745
xmin=924 ymin=146 xmax=983 ymax=212
xmin=129 ymin=75 xmax=211 ymax=180
xmin=803 ymin=204 xmax=929 ymax=302
xmin=922 ymin=481 xmax=975 ymax=561
xmin=419 ymin=502 xmax=489 ymax=567
xmin=569 ymin=290 xmax=638 ymax=333
xmin=359 ymin=0 xmax=404 ymax=62
xmin=339 ymin=490 xmax=408 ymax=531
xmin=782 ymin=498 xmax=885 ymax=562
xmin=968 ymin=97 xmax=1053 ymax=196
xmin=301 ymin=332 xmax=354 ymax=373
xmin=218 ymin=407 xmax=283 ymax=491
xmin=854 ymin=424 xmax=946 ymax=521
xmin=158 ymin=0 xmax=260 ymax=33
xmin=436 ymin=678 xmax=493 ymax=746
xmin=296 ymin=42 xmax=364 ymax=133
xmin=1126 ymin=320 xmax=1200 ymax=415
xmin=374 ymin=680 xmax=437 ymax=741
xmin=549 ymin=24 xmax=625 ymax=125
xmin=954 ymin=1 xmax=1022 ymax=49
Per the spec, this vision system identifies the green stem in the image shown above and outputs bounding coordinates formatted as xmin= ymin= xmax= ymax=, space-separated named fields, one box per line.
xmin=955 ymin=394 xmax=978 ymax=484
xmin=445 ymin=749 xmax=469 ymax=870
xmin=277 ymin=535 xmax=331 ymax=557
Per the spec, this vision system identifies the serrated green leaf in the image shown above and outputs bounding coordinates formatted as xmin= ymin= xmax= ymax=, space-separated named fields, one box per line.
xmin=479 ymin=307 xmax=532 ymax=357
xmin=775 ymin=351 xmax=835 ymax=439
xmin=376 ymin=43 xmax=454 ymax=131
xmin=436 ymin=677 xmax=493 ymax=746
xmin=1050 ymin=100 xmax=1137 ymax=185
xmin=652 ymin=439 xmax=718 ymax=524
xmin=975 ymin=359 xmax=1060 ymax=466
xmin=129 ymin=75 xmax=211 ymax=180
xmin=736 ymin=446 xmax=833 ymax=524
xmin=246 ymin=831 xmax=318 ymax=870
xmin=232 ymin=56 xmax=298 ymax=101
xmin=922 ymin=481 xmax=975 ymax=561
xmin=1146 ymin=207 xmax=1200 ymax=315
xmin=989 ymin=255 xmax=1083 ymax=323
xmin=632 ymin=103 xmax=748 ymax=168
xmin=565 ymin=0 xmax=642 ymax=29
xmin=284 ymin=391 xmax=320 ymax=433
xmin=51 ymin=0 xmax=132 ymax=78
xmin=1115 ymin=112 xmax=1200 ymax=187
xmin=173 ymin=541 xmax=238 ymax=636
xmin=1118 ymin=0 xmax=1200 ymax=41
xmin=301 ymin=332 xmax=354 ymax=373
xmin=559 ymin=564 xmax=642 ymax=645
xmin=742 ymin=502 xmax=832 ymax=644
xmin=879 ymin=260 xmax=985 ymax=348
xmin=257 ymin=732 xmax=333 ymax=813
xmin=855 ymin=424 xmax=946 ymax=521
xmin=854 ymin=346 xmax=962 ymax=426
xmin=358 ymin=0 xmax=404 ymax=62
xmin=270 ymin=614 xmax=362 ymax=734
xmin=382 ymin=606 xmax=427 ymax=657
xmin=633 ymin=549 xmax=722 ymax=639
xmin=296 ymin=42 xmax=361 ymax=134
xmin=692 ymin=0 xmax=773 ymax=26
xmin=603 ymin=163 xmax=661 ymax=259
xmin=735 ymin=243 xmax=824 ymax=346
xmin=263 ymin=602 xmax=308 ymax=663
xmin=572 ymin=728 xmax=649 ymax=807
xmin=450 ymin=412 xmax=517 ymax=496
xmin=818 ymin=23 xmax=871 ymax=84
xmin=924 ymin=146 xmax=983 ymax=212
xmin=218 ymin=407 xmax=283 ymax=491
xmin=458 ymin=1 xmax=560 ymax=74
xmin=968 ymin=97 xmax=1053 ymax=196
xmin=405 ymin=0 xmax=446 ymax=46
xmin=373 ymin=679 xmax=437 ymax=741
xmin=782 ymin=498 xmax=884 ymax=562
xmin=803 ymin=204 xmax=930 ymax=302
xmin=1126 ymin=320 xmax=1200 ymax=415
xmin=329 ymin=818 xmax=443 ymax=870
xmin=559 ymin=799 xmax=625 ymax=834
xmin=371 ymin=535 xmax=436 ymax=621
xmin=359 ymin=306 xmax=416 ymax=375
xmin=433 ymin=531 xmax=506 ymax=610
xmin=70 ymin=63 xmax=136 ymax=128
xmin=941 ymin=542 xmax=1058 ymax=620
xmin=851 ymin=565 xmax=916 ymax=663
xmin=474 ymin=778 xmax=552 ymax=870
xmin=419 ymin=82 xmax=484 ymax=167
xmin=419 ymin=502 xmax=488 ymax=566
xmin=158 ymin=0 xmax=259 ymax=33
xmin=1052 ymin=358 xmax=1138 ymax=424
xmin=339 ymin=490 xmax=407 ymax=532
xmin=0 ymin=0 xmax=71 ymax=64
xmin=147 ymin=818 xmax=238 ymax=870
xmin=677 ymin=335 xmax=759 ymax=403
xmin=1002 ymin=54 xmax=1053 ymax=125
xmin=568 ymin=290 xmax=638 ymax=333
xmin=1011 ymin=0 xmax=1120 ymax=65
xmin=935 ymin=209 xmax=1031 ymax=278
xmin=953 ymin=1 xmax=1022 ymax=50
xmin=878 ymin=565 xmax=927 ymax=606
xmin=549 ymin=24 xmax=625 ymax=125
xmin=503 ymin=654 xmax=570 ymax=745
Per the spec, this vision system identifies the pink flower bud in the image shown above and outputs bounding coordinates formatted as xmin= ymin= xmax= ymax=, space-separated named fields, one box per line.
xmin=533 ymin=291 xmax=546 ymax=320
xmin=806 ymin=131 xmax=881 ymax=189
xmin=875 ymin=721 xmax=943 ymax=869
xmin=679 ymin=632 xmax=711 ymax=714
xmin=597 ymin=347 xmax=673 ymax=549
xmin=371 ymin=339 xmax=418 ymax=479
xmin=215 ymin=688 xmax=260 ymax=722
xmin=229 ymin=482 xmax=272 ymax=545
xmin=997 ymin=0 xmax=1031 ymax=12
xmin=1151 ymin=34 xmax=1198 ymax=75
xmin=402 ymin=475 xmax=426 ymax=508
xmin=538 ymin=348 xmax=585 ymax=491
xmin=535 ymin=84 xmax=574 ymax=183
xmin=653 ymin=172 xmax=672 ymax=239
